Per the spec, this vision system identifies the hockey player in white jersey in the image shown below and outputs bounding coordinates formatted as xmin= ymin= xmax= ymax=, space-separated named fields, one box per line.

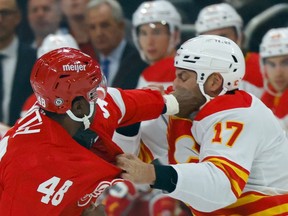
xmin=116 ymin=35 xmax=288 ymax=215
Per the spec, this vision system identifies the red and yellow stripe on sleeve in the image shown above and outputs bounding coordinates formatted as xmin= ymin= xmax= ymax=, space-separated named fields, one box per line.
xmin=192 ymin=191 xmax=288 ymax=215
xmin=191 ymin=156 xmax=288 ymax=215
xmin=203 ymin=156 xmax=249 ymax=198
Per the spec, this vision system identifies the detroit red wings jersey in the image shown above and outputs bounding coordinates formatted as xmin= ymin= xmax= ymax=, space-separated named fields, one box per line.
xmin=167 ymin=90 xmax=288 ymax=215
xmin=0 ymin=88 xmax=166 ymax=215
xmin=89 ymin=88 xmax=166 ymax=162
xmin=20 ymin=88 xmax=166 ymax=163
xmin=0 ymin=107 xmax=123 ymax=215
xmin=21 ymin=94 xmax=37 ymax=117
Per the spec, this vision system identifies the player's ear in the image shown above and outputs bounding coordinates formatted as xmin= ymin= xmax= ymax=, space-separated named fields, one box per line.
xmin=211 ymin=73 xmax=223 ymax=89
xmin=204 ymin=73 xmax=223 ymax=97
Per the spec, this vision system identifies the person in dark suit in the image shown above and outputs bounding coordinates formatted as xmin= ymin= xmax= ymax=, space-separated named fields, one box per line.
xmin=85 ymin=0 xmax=148 ymax=89
xmin=0 ymin=0 xmax=36 ymax=126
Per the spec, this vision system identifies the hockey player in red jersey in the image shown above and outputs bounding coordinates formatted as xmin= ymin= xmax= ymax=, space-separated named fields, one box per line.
xmin=259 ymin=27 xmax=288 ymax=133
xmin=116 ymin=35 xmax=288 ymax=215
xmin=0 ymin=47 xmax=191 ymax=215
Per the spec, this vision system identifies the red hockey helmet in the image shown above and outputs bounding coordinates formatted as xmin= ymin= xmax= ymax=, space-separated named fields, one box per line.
xmin=30 ymin=47 xmax=106 ymax=114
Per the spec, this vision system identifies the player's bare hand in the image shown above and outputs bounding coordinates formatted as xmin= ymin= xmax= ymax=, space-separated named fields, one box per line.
xmin=116 ymin=154 xmax=156 ymax=185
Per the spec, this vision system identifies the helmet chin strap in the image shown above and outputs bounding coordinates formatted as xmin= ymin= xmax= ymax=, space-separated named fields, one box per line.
xmin=66 ymin=102 xmax=95 ymax=130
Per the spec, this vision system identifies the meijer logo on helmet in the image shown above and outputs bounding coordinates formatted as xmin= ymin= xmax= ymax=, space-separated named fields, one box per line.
xmin=62 ymin=63 xmax=86 ymax=72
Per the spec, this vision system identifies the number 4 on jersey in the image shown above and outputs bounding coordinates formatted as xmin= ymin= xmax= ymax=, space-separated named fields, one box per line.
xmin=37 ymin=176 xmax=73 ymax=206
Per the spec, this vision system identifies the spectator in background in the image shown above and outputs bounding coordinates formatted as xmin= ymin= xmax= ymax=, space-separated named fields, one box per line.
xmin=85 ymin=0 xmax=147 ymax=89
xmin=195 ymin=3 xmax=264 ymax=98
xmin=27 ymin=0 xmax=63 ymax=48
xmin=260 ymin=27 xmax=288 ymax=133
xmin=0 ymin=0 xmax=36 ymax=126
xmin=60 ymin=0 xmax=96 ymax=59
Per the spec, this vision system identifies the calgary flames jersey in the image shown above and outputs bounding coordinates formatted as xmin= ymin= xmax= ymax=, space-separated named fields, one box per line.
xmin=167 ymin=90 xmax=288 ymax=215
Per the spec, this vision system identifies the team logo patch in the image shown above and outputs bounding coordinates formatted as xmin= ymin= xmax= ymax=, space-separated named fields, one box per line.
xmin=54 ymin=98 xmax=64 ymax=106
xmin=78 ymin=179 xmax=123 ymax=207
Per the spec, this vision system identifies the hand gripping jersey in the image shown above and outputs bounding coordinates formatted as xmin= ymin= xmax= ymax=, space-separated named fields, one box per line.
xmin=167 ymin=90 xmax=288 ymax=215
xmin=0 ymin=87 xmax=166 ymax=215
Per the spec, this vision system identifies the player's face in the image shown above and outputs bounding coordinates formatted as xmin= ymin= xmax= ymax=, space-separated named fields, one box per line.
xmin=264 ymin=55 xmax=288 ymax=93
xmin=138 ymin=22 xmax=172 ymax=64
xmin=173 ymin=68 xmax=205 ymax=107
xmin=86 ymin=4 xmax=124 ymax=56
